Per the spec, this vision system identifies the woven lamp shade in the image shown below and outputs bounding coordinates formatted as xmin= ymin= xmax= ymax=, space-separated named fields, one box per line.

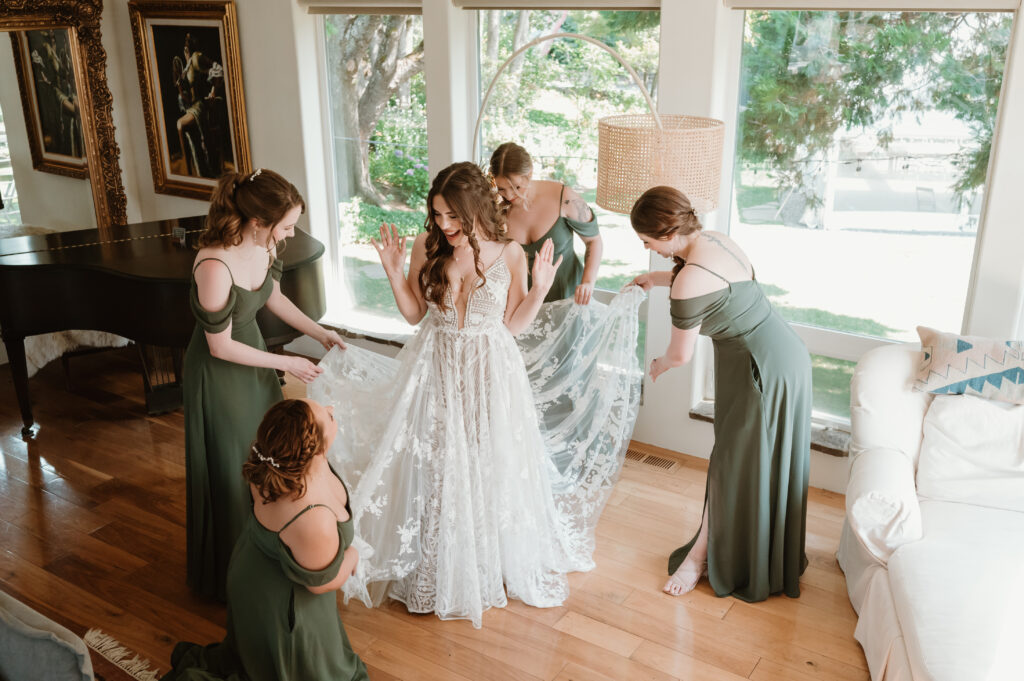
xmin=596 ymin=113 xmax=725 ymax=215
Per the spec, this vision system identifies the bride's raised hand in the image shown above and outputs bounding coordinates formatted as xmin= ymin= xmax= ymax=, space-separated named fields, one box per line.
xmin=370 ymin=223 xmax=407 ymax=277
xmin=531 ymin=238 xmax=564 ymax=293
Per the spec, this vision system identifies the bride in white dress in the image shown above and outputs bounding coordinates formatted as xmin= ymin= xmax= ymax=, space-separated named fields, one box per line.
xmin=311 ymin=162 xmax=643 ymax=627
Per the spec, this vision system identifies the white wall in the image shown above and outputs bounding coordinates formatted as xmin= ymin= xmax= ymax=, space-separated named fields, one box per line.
xmin=0 ymin=35 xmax=96 ymax=231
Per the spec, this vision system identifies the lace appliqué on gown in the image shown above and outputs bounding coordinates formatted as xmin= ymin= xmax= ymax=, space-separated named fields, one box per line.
xmin=311 ymin=257 xmax=644 ymax=628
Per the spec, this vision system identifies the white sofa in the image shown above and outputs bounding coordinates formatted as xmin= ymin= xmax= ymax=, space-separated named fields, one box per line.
xmin=837 ymin=343 xmax=1024 ymax=681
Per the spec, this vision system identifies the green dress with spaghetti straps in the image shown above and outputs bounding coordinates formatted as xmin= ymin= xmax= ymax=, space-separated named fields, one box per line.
xmin=184 ymin=257 xmax=285 ymax=601
xmin=522 ymin=184 xmax=599 ymax=303
xmin=162 ymin=475 xmax=369 ymax=681
xmin=668 ymin=262 xmax=812 ymax=602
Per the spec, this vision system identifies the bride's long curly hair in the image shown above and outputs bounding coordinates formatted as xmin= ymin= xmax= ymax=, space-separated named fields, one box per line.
xmin=419 ymin=162 xmax=509 ymax=311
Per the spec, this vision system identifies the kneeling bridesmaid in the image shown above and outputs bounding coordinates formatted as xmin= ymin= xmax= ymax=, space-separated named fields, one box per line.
xmin=163 ymin=398 xmax=368 ymax=681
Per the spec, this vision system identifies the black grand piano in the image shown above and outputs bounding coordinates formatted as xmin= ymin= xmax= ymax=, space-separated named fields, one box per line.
xmin=0 ymin=215 xmax=326 ymax=435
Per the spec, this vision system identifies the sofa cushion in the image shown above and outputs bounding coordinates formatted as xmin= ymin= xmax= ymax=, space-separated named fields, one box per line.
xmin=887 ymin=501 xmax=1024 ymax=681
xmin=915 ymin=326 xmax=1024 ymax=405
xmin=0 ymin=590 xmax=93 ymax=681
xmin=917 ymin=394 xmax=1024 ymax=513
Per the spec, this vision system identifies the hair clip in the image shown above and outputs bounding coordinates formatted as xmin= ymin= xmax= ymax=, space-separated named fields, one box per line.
xmin=252 ymin=445 xmax=280 ymax=468
xmin=248 ymin=168 xmax=262 ymax=183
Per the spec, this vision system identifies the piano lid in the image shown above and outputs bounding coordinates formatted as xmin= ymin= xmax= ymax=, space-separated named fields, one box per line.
xmin=0 ymin=216 xmax=325 ymax=280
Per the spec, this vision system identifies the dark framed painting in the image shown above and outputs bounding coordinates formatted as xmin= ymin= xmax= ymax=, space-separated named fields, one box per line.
xmin=9 ymin=29 xmax=88 ymax=178
xmin=128 ymin=0 xmax=251 ymax=200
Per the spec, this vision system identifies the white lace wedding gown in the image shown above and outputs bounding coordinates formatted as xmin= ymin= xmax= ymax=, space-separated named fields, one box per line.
xmin=310 ymin=255 xmax=643 ymax=627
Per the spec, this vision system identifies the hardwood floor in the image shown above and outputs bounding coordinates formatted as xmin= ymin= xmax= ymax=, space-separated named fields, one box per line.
xmin=0 ymin=347 xmax=867 ymax=680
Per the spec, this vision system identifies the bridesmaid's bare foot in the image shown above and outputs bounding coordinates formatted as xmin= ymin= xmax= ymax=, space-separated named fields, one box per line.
xmin=663 ymin=558 xmax=707 ymax=596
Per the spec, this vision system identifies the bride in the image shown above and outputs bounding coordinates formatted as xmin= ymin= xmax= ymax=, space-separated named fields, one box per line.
xmin=311 ymin=162 xmax=643 ymax=627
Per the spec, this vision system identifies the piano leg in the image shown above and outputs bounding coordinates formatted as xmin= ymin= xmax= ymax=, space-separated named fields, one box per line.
xmin=2 ymin=334 xmax=34 ymax=436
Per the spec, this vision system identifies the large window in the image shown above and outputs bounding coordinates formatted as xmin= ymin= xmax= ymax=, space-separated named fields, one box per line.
xmin=322 ymin=9 xmax=661 ymax=343
xmin=477 ymin=9 xmax=659 ymax=293
xmin=0 ymin=104 xmax=21 ymax=228
xmin=323 ymin=14 xmax=426 ymax=336
xmin=477 ymin=9 xmax=659 ymax=359
xmin=730 ymin=10 xmax=1012 ymax=420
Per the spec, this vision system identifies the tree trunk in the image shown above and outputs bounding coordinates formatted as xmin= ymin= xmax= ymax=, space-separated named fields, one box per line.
xmin=485 ymin=10 xmax=500 ymax=63
xmin=537 ymin=11 xmax=567 ymax=58
xmin=506 ymin=11 xmax=532 ymax=118
xmin=330 ymin=14 xmax=424 ymax=205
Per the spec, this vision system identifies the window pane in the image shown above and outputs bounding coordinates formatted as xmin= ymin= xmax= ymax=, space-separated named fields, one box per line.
xmin=478 ymin=9 xmax=659 ymax=363
xmin=733 ymin=11 xmax=1011 ymax=344
xmin=0 ymin=104 xmax=22 ymax=228
xmin=811 ymin=354 xmax=857 ymax=421
xmin=323 ymin=14 xmax=426 ymax=336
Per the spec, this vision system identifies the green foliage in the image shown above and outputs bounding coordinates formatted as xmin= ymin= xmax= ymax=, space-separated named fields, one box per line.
xmin=526 ymin=110 xmax=572 ymax=128
xmin=735 ymin=185 xmax=778 ymax=212
xmin=479 ymin=10 xmax=660 ymax=185
xmin=368 ymin=87 xmax=430 ymax=207
xmin=738 ymin=11 xmax=1012 ymax=206
xmin=810 ymin=354 xmax=857 ymax=419
xmin=340 ymin=198 xmax=426 ymax=243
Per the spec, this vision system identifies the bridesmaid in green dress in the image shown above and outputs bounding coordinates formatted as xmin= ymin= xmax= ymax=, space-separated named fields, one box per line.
xmin=163 ymin=398 xmax=369 ymax=681
xmin=490 ymin=142 xmax=603 ymax=304
xmin=628 ymin=186 xmax=811 ymax=602
xmin=185 ymin=168 xmax=346 ymax=600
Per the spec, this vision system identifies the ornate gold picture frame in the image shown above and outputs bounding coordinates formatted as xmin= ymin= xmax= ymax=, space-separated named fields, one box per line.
xmin=9 ymin=29 xmax=88 ymax=179
xmin=0 ymin=1 xmax=127 ymax=227
xmin=129 ymin=0 xmax=251 ymax=200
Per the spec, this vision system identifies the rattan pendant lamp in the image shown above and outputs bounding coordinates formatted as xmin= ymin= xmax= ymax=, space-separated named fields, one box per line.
xmin=472 ymin=31 xmax=725 ymax=214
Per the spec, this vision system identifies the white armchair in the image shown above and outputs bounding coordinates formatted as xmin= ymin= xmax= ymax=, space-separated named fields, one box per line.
xmin=845 ymin=343 xmax=930 ymax=564
xmin=838 ymin=343 xmax=1024 ymax=681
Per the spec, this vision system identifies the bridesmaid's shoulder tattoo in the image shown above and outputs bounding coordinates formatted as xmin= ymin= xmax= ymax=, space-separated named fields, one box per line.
xmin=699 ymin=232 xmax=747 ymax=271
xmin=563 ymin=197 xmax=593 ymax=222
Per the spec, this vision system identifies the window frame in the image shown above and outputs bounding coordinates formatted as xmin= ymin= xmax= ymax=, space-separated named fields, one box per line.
xmin=696 ymin=1 xmax=1022 ymax=427
xmin=309 ymin=0 xmax=1024 ymax=439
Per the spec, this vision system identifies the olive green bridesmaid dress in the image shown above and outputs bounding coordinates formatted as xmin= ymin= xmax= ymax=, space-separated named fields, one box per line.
xmin=184 ymin=257 xmax=284 ymax=601
xmin=162 ymin=480 xmax=369 ymax=681
xmin=522 ymin=185 xmax=599 ymax=303
xmin=667 ymin=263 xmax=812 ymax=601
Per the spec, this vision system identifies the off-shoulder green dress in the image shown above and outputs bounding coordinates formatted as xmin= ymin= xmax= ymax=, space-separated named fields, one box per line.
xmin=522 ymin=185 xmax=599 ymax=303
xmin=668 ymin=263 xmax=812 ymax=601
xmin=162 ymin=481 xmax=369 ymax=681
xmin=184 ymin=257 xmax=284 ymax=601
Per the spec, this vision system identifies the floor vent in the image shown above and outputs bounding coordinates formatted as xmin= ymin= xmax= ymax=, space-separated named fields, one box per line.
xmin=641 ymin=454 xmax=677 ymax=471
xmin=625 ymin=448 xmax=646 ymax=462
xmin=625 ymin=448 xmax=678 ymax=472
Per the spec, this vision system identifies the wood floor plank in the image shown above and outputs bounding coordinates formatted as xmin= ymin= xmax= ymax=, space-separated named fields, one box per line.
xmin=553 ymin=611 xmax=644 ymax=657
xmin=566 ymin=588 xmax=760 ymax=678
xmin=484 ymin=607 xmax=679 ymax=681
xmin=341 ymin=603 xmax=546 ymax=681
xmin=620 ymin=589 xmax=867 ymax=681
xmin=552 ymin=661 xmax=623 ymax=681
xmin=630 ymin=640 xmax=749 ymax=681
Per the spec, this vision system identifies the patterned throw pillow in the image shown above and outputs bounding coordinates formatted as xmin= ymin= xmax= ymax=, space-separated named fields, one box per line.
xmin=914 ymin=326 xmax=1024 ymax=404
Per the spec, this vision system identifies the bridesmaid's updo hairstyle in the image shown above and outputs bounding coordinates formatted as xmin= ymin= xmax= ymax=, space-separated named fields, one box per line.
xmin=199 ymin=168 xmax=306 ymax=249
xmin=629 ymin=186 xmax=703 ymax=281
xmin=243 ymin=399 xmax=325 ymax=504
xmin=489 ymin=142 xmax=534 ymax=214
xmin=419 ymin=162 xmax=510 ymax=311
